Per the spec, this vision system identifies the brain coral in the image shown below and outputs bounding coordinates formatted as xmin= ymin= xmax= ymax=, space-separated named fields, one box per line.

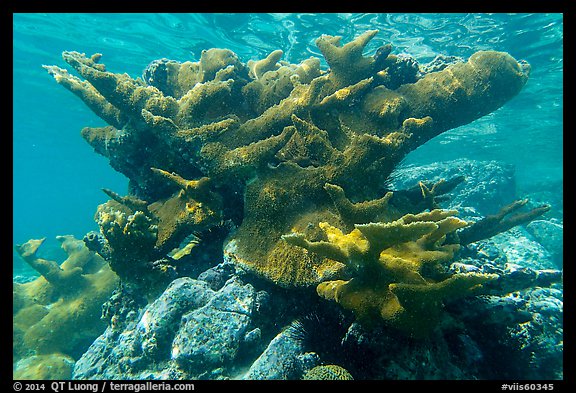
xmin=43 ymin=30 xmax=547 ymax=333
xmin=302 ymin=364 xmax=354 ymax=380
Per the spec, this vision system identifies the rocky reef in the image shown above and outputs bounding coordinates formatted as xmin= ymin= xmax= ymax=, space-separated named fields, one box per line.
xmin=13 ymin=30 xmax=562 ymax=380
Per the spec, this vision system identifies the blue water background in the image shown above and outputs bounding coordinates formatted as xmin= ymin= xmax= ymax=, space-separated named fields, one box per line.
xmin=13 ymin=13 xmax=563 ymax=277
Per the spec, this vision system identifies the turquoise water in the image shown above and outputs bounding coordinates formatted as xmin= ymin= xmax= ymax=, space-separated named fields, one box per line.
xmin=13 ymin=13 xmax=563 ymax=276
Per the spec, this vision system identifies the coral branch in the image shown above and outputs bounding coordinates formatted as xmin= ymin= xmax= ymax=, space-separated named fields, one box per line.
xmin=176 ymin=79 xmax=234 ymax=126
xmin=388 ymin=175 xmax=466 ymax=215
xmin=319 ymin=77 xmax=373 ymax=108
xmin=458 ymin=199 xmax=551 ymax=245
xmin=14 ymin=238 xmax=86 ymax=290
xmin=204 ymin=126 xmax=295 ymax=181
xmin=324 ymin=182 xmax=394 ymax=225
xmin=150 ymin=168 xmax=214 ymax=203
xmin=316 ymin=30 xmax=379 ymax=87
xmin=281 ymin=232 xmax=351 ymax=265
xmin=147 ymin=169 xmax=223 ymax=251
xmin=62 ymin=51 xmax=179 ymax=121
xmin=43 ymin=65 xmax=126 ymax=129
xmin=284 ymin=208 xmax=509 ymax=337
xmin=394 ymin=51 xmax=530 ymax=147
xmin=102 ymin=188 xmax=149 ymax=213
xmin=248 ymin=49 xmax=283 ymax=79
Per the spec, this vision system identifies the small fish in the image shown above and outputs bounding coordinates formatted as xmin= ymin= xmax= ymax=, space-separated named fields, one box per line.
xmin=168 ymin=234 xmax=200 ymax=260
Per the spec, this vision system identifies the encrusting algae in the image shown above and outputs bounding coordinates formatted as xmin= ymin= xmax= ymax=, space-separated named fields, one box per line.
xmin=16 ymin=28 xmax=557 ymax=367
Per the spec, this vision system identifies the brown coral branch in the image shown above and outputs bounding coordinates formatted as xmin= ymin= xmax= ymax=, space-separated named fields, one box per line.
xmin=176 ymin=117 xmax=240 ymax=146
xmin=14 ymin=238 xmax=86 ymax=291
xmin=281 ymin=232 xmax=350 ymax=265
xmin=80 ymin=126 xmax=121 ymax=159
xmin=394 ymin=51 xmax=530 ymax=148
xmin=141 ymin=109 xmax=179 ymax=134
xmin=62 ymin=51 xmax=179 ymax=122
xmin=316 ymin=30 xmax=378 ymax=87
xmin=418 ymin=176 xmax=465 ymax=210
xmin=150 ymin=168 xmax=216 ymax=204
xmin=205 ymin=126 xmax=296 ymax=181
xmin=478 ymin=265 xmax=562 ymax=295
xmin=388 ymin=175 xmax=466 ymax=216
xmin=248 ymin=49 xmax=283 ymax=79
xmin=43 ymin=65 xmax=127 ymax=129
xmin=318 ymin=77 xmax=374 ymax=108
xmin=176 ymin=79 xmax=234 ymax=126
xmin=458 ymin=199 xmax=551 ymax=245
xmin=324 ymin=182 xmax=394 ymax=225
xmin=102 ymin=188 xmax=149 ymax=214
